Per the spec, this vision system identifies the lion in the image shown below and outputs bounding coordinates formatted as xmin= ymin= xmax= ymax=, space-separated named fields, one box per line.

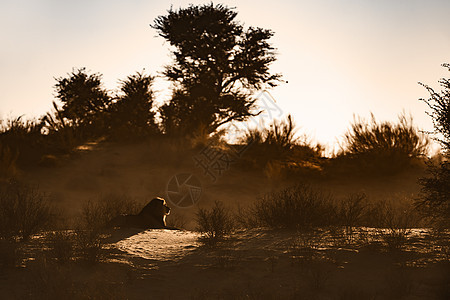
xmin=107 ymin=197 xmax=171 ymax=229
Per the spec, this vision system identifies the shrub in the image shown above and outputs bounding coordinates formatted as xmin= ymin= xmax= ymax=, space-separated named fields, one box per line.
xmin=0 ymin=180 xmax=52 ymax=240
xmin=337 ymin=193 xmax=367 ymax=235
xmin=42 ymin=102 xmax=86 ymax=154
xmin=364 ymin=200 xmax=419 ymax=251
xmin=74 ymin=229 xmax=104 ymax=264
xmin=196 ymin=201 xmax=234 ymax=243
xmin=337 ymin=113 xmax=429 ymax=174
xmin=241 ymin=115 xmax=323 ymax=167
xmin=81 ymin=193 xmax=138 ymax=231
xmin=47 ymin=230 xmax=105 ymax=265
xmin=250 ymin=184 xmax=337 ymax=230
xmin=417 ymin=161 xmax=450 ymax=228
xmin=0 ymin=117 xmax=47 ymax=167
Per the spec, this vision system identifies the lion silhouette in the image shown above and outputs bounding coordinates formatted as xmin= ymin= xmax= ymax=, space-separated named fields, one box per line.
xmin=107 ymin=197 xmax=171 ymax=229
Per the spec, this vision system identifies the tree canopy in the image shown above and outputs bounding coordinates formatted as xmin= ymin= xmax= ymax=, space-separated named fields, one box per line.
xmin=108 ymin=72 xmax=158 ymax=139
xmin=420 ymin=63 xmax=450 ymax=153
xmin=54 ymin=68 xmax=110 ymax=127
xmin=417 ymin=63 xmax=450 ymax=227
xmin=152 ymin=3 xmax=281 ymax=135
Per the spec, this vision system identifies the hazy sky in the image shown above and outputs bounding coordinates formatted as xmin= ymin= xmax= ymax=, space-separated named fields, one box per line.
xmin=1 ymin=0 xmax=449 ymax=150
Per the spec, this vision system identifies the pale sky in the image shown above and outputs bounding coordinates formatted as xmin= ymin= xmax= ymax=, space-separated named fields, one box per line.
xmin=1 ymin=0 xmax=449 ymax=150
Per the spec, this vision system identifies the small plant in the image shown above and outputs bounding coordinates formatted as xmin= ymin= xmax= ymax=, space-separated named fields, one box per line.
xmin=0 ymin=180 xmax=52 ymax=241
xmin=74 ymin=229 xmax=104 ymax=264
xmin=196 ymin=201 xmax=234 ymax=244
xmin=338 ymin=193 xmax=367 ymax=236
xmin=367 ymin=200 xmax=418 ymax=251
xmin=81 ymin=193 xmax=138 ymax=231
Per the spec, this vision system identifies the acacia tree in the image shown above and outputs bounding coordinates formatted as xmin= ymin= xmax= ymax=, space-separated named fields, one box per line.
xmin=54 ymin=68 xmax=111 ymax=130
xmin=152 ymin=3 xmax=281 ymax=135
xmin=417 ymin=64 xmax=450 ymax=227
xmin=419 ymin=63 xmax=450 ymax=152
xmin=109 ymin=72 xmax=158 ymax=139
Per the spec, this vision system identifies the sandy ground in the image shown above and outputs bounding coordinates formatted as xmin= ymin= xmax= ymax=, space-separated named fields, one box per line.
xmin=113 ymin=229 xmax=201 ymax=262
xmin=1 ymin=227 xmax=449 ymax=299
xmin=93 ymin=228 xmax=449 ymax=300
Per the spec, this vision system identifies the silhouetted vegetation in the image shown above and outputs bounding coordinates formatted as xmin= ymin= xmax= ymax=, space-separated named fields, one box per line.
xmin=338 ymin=193 xmax=367 ymax=235
xmin=1 ymin=70 xmax=161 ymax=171
xmin=246 ymin=184 xmax=337 ymax=229
xmin=43 ymin=102 xmax=85 ymax=154
xmin=237 ymin=183 xmax=421 ymax=238
xmin=81 ymin=193 xmax=139 ymax=232
xmin=108 ymin=72 xmax=159 ymax=140
xmin=241 ymin=115 xmax=323 ymax=168
xmin=418 ymin=161 xmax=450 ymax=228
xmin=196 ymin=201 xmax=234 ymax=244
xmin=420 ymin=63 xmax=450 ymax=152
xmin=153 ymin=3 xmax=281 ymax=136
xmin=0 ymin=117 xmax=47 ymax=174
xmin=333 ymin=113 xmax=429 ymax=175
xmin=2 ymin=4 xmax=448 ymax=299
xmin=53 ymin=68 xmax=111 ymax=136
xmin=417 ymin=64 xmax=450 ymax=228
xmin=0 ymin=180 xmax=52 ymax=241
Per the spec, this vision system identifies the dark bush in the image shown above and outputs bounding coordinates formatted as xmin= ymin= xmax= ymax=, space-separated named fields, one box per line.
xmin=0 ymin=117 xmax=47 ymax=168
xmin=241 ymin=115 xmax=323 ymax=167
xmin=74 ymin=229 xmax=104 ymax=264
xmin=81 ymin=193 xmax=138 ymax=231
xmin=342 ymin=114 xmax=429 ymax=158
xmin=417 ymin=160 xmax=450 ymax=228
xmin=0 ymin=181 xmax=52 ymax=241
xmin=338 ymin=193 xmax=367 ymax=235
xmin=250 ymin=184 xmax=337 ymax=230
xmin=335 ymin=113 xmax=429 ymax=174
xmin=196 ymin=201 xmax=234 ymax=243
